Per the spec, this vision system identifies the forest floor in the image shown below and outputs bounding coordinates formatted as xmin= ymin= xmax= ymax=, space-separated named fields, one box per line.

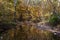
xmin=20 ymin=21 xmax=60 ymax=36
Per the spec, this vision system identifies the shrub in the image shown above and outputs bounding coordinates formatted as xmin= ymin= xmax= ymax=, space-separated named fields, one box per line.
xmin=49 ymin=14 xmax=60 ymax=26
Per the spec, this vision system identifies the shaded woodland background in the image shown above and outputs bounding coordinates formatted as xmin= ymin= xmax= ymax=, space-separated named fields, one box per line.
xmin=0 ymin=0 xmax=60 ymax=40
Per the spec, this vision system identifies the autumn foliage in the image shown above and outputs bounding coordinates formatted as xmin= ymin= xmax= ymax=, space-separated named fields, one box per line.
xmin=0 ymin=0 xmax=60 ymax=40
